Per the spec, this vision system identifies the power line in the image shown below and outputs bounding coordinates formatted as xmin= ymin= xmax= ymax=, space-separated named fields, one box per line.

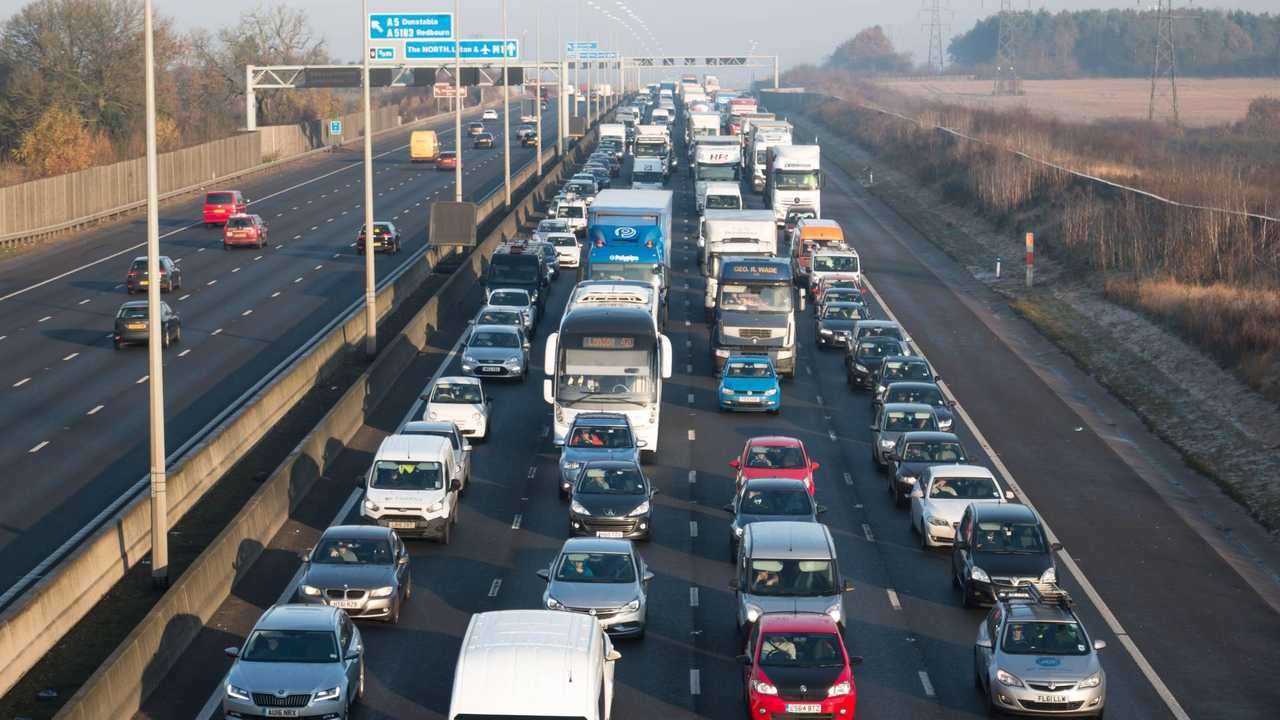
xmin=993 ymin=0 xmax=1028 ymax=96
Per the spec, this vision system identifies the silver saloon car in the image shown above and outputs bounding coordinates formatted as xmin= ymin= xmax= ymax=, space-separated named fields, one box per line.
xmin=297 ymin=525 xmax=411 ymax=623
xmin=223 ymin=604 xmax=363 ymax=719
xmin=538 ymin=537 xmax=654 ymax=639
xmin=460 ymin=324 xmax=529 ymax=379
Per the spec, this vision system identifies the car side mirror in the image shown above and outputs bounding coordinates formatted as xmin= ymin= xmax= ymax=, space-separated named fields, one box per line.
xmin=796 ymin=288 xmax=806 ymax=311
xmin=606 ymin=649 xmax=622 ymax=662
xmin=643 ymin=571 xmax=655 ymax=583
xmin=224 ymin=646 xmax=240 ymax=658
xmin=728 ymin=459 xmax=740 ymax=470
xmin=345 ymin=650 xmax=360 ymax=661
xmin=398 ymin=554 xmax=410 ymax=565
xmin=816 ymin=504 xmax=828 ymax=514
xmin=887 ymin=452 xmax=900 ymax=462
xmin=420 ymin=393 xmax=430 ymax=401
xmin=976 ymin=637 xmax=993 ymax=650
xmin=1093 ymin=639 xmax=1107 ymax=651
xmin=849 ymin=656 xmax=864 ymax=666
xmin=1004 ymin=490 xmax=1015 ymax=500
xmin=636 ymin=439 xmax=648 ymax=448
xmin=869 ymin=425 xmax=878 ymax=432
xmin=355 ymin=474 xmax=366 ymax=488
xmin=728 ymin=578 xmax=740 ymax=591
xmin=536 ymin=568 xmax=550 ymax=581
xmin=810 ymin=462 xmax=820 ymax=471
xmin=1051 ymin=542 xmax=1064 ymax=552
xmin=300 ymin=547 xmax=312 ymax=563
xmin=650 ymin=488 xmax=660 ymax=497
xmin=735 ymin=654 xmax=752 ymax=666
xmin=450 ymin=479 xmax=461 ymax=492
xmin=842 ymin=579 xmax=855 ymax=592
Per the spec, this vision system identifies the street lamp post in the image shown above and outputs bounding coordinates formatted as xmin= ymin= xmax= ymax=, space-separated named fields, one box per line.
xmin=501 ymin=0 xmax=511 ymax=205
xmin=535 ymin=8 xmax=543 ymax=171
xmin=454 ymin=0 xmax=463 ymax=202
xmin=361 ymin=0 xmax=377 ymax=357
xmin=143 ymin=0 xmax=168 ymax=590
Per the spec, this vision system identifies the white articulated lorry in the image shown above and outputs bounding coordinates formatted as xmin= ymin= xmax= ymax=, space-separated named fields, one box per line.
xmin=766 ymin=144 xmax=822 ymax=224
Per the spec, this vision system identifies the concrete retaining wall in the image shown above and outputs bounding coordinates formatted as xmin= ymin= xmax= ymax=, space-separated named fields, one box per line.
xmin=52 ymin=123 xmax=599 ymax=720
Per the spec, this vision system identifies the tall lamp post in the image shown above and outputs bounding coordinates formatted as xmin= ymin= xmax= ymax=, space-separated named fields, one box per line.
xmin=454 ymin=0 xmax=463 ymax=201
xmin=143 ymin=0 xmax=168 ymax=589
xmin=535 ymin=7 xmax=543 ymax=171
xmin=361 ymin=0 xmax=377 ymax=357
xmin=501 ymin=0 xmax=511 ymax=205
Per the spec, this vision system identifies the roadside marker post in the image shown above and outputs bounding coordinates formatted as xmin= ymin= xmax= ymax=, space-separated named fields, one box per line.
xmin=1025 ymin=232 xmax=1034 ymax=287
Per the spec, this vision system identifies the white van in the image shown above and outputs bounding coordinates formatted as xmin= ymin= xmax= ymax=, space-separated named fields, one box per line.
xmin=360 ymin=434 xmax=462 ymax=544
xmin=448 ymin=610 xmax=621 ymax=720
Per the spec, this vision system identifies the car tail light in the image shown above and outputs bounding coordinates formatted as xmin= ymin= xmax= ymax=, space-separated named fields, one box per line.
xmin=128 ymin=270 xmax=139 ymax=277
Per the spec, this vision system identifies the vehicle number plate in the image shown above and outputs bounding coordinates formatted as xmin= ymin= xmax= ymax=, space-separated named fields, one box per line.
xmin=738 ymin=396 xmax=761 ymax=403
xmin=387 ymin=521 xmax=416 ymax=529
xmin=785 ymin=704 xmax=822 ymax=714
xmin=331 ymin=599 xmax=362 ymax=609
xmin=479 ymin=366 xmax=501 ymax=374
xmin=139 ymin=280 xmax=149 ymax=285
xmin=596 ymin=531 xmax=624 ymax=538
xmin=265 ymin=710 xmax=299 ymax=717
xmin=126 ymin=323 xmax=145 ymax=330
xmin=1035 ymin=695 xmax=1067 ymax=704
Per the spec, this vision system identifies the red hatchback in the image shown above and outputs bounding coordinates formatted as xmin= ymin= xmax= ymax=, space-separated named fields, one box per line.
xmin=730 ymin=436 xmax=821 ymax=496
xmin=223 ymin=214 xmax=269 ymax=249
xmin=203 ymin=190 xmax=247 ymax=225
xmin=739 ymin=613 xmax=860 ymax=720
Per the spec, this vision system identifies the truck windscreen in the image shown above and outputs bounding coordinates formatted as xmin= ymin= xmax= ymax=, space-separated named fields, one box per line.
xmin=698 ymin=164 xmax=740 ymax=182
xmin=774 ymin=170 xmax=820 ymax=190
xmin=633 ymin=143 xmax=664 ymax=158
xmin=718 ymin=283 xmax=793 ymax=313
xmin=590 ymin=262 xmax=660 ymax=285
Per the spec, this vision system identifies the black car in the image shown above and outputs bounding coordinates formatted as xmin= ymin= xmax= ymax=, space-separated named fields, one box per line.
xmin=724 ymin=477 xmax=824 ymax=557
xmin=126 ymin=255 xmax=182 ymax=294
xmin=845 ymin=336 xmax=908 ymax=390
xmin=886 ymin=431 xmax=968 ymax=506
xmin=113 ymin=300 xmax=181 ymax=349
xmin=356 ymin=221 xmax=401 ymax=254
xmin=473 ymin=132 xmax=495 ymax=149
xmin=872 ymin=356 xmax=937 ymax=403
xmin=880 ymin=381 xmax=954 ymax=431
xmin=583 ymin=164 xmax=611 ymax=189
xmin=569 ymin=460 xmax=656 ymax=541
xmin=952 ymin=503 xmax=1061 ymax=608
xmin=815 ymin=302 xmax=869 ymax=348
xmin=520 ymin=130 xmax=538 ymax=147
xmin=484 ymin=244 xmax=548 ymax=314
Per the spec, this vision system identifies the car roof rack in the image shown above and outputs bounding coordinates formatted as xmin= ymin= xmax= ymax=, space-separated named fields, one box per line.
xmin=996 ymin=582 xmax=1074 ymax=610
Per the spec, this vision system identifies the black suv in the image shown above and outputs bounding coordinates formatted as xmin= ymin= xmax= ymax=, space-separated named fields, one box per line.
xmin=952 ymin=503 xmax=1061 ymax=608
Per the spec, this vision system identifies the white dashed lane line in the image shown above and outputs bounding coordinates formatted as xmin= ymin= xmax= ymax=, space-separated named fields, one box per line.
xmin=487 ymin=579 xmax=502 ymax=597
xmin=231 ymin=268 xmax=240 ymax=273
xmin=87 ymin=404 xmax=103 ymax=416
xmin=135 ymin=375 xmax=148 ymax=384
xmin=206 ymin=280 xmax=217 ymax=286
xmin=178 ymin=294 xmax=191 ymax=301
xmin=38 ymin=316 xmax=52 ymax=323
xmin=918 ymin=670 xmax=936 ymax=698
xmin=886 ymin=588 xmax=902 ymax=610
xmin=178 ymin=349 xmax=191 ymax=357
xmin=13 ymin=377 xmax=30 ymax=388
xmin=293 ymin=277 xmax=303 ymax=284
xmin=242 ymin=309 xmax=253 ymax=317
xmin=62 ymin=352 xmax=78 ymax=361
xmin=211 ymin=328 xmax=223 ymax=336
xmin=271 ymin=291 xmax=281 ymax=298
xmin=29 ymin=441 xmax=49 ymax=453
xmin=78 ymin=299 xmax=91 ymax=305
xmin=254 ymin=255 xmax=263 ymax=261
xmin=689 ymin=587 xmax=699 ymax=607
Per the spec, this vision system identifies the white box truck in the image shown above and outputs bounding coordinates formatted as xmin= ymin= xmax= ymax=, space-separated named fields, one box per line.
xmin=767 ymin=144 xmax=822 ymax=224
xmin=700 ymin=209 xmax=778 ymax=319
xmin=693 ymin=136 xmax=742 ymax=212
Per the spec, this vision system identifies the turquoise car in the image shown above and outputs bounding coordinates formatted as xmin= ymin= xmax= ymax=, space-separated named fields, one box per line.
xmin=718 ymin=356 xmax=781 ymax=413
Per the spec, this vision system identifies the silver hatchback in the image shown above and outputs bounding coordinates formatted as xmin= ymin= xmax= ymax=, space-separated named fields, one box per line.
xmin=538 ymin=537 xmax=653 ymax=639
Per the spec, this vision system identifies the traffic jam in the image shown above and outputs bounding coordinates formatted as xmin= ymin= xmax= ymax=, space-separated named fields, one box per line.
xmin=217 ymin=78 xmax=1108 ymax=720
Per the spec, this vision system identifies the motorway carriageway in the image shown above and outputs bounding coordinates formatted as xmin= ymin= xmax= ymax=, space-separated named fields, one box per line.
xmin=156 ymin=123 xmax=1275 ymax=720
xmin=0 ymin=102 xmax=557 ymax=599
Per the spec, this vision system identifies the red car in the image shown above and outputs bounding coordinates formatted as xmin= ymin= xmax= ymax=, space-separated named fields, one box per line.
xmin=437 ymin=151 xmax=457 ymax=171
xmin=202 ymin=190 xmax=247 ymax=225
xmin=223 ymin=213 xmax=269 ymax=249
xmin=729 ymin=436 xmax=821 ymax=496
xmin=739 ymin=613 xmax=860 ymax=720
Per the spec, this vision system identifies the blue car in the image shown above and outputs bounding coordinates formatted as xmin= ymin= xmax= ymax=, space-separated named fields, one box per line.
xmin=718 ymin=356 xmax=781 ymax=413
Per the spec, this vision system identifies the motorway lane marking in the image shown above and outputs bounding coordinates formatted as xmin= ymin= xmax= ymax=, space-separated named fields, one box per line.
xmin=332 ymin=253 xmax=340 ymax=259
xmin=178 ymin=294 xmax=191 ymax=301
xmin=29 ymin=441 xmax=49 ymax=453
xmin=135 ymin=375 xmax=148 ymax=384
xmin=862 ymin=523 xmax=876 ymax=542
xmin=275 ymin=244 xmax=283 ymax=250
xmin=918 ymin=670 xmax=935 ymax=698
xmin=197 ymin=248 xmax=205 ymax=253
xmin=487 ymin=579 xmax=502 ymax=597
xmin=687 ymin=393 xmax=695 ymax=405
xmin=211 ymin=328 xmax=223 ymax=336
xmin=87 ymin=404 xmax=103 ymax=415
xmin=685 ymin=364 xmax=693 ymax=374
xmin=684 ymin=319 xmax=690 ymax=326
xmin=271 ymin=291 xmax=281 ymax=298
xmin=860 ymin=277 xmax=1193 ymax=719
xmin=231 ymin=267 xmax=240 ymax=273
xmin=178 ymin=349 xmax=191 ymax=357
xmin=206 ymin=280 xmax=217 ymax=286
xmin=293 ymin=234 xmax=302 ymax=240
xmin=38 ymin=316 xmax=52 ymax=323
xmin=689 ymin=521 xmax=698 ymax=538
xmin=78 ymin=298 xmax=91 ymax=305
xmin=527 ymin=466 xmax=536 ymax=479
xmin=815 ymin=394 xmax=824 ymax=405
xmin=62 ymin=352 xmax=78 ymax=361
xmin=886 ymin=588 xmax=902 ymax=610
xmin=13 ymin=377 xmax=30 ymax=387
xmin=241 ymin=309 xmax=253 ymax=317
xmin=511 ymin=514 xmax=522 ymax=530
xmin=254 ymin=255 xmax=263 ymax=261
xmin=310 ymin=226 xmax=318 ymax=230
xmin=690 ymin=587 xmax=700 ymax=607
xmin=294 ymin=277 xmax=303 ymax=283
xmin=688 ymin=471 xmax=696 ymax=484
xmin=326 ymin=218 xmax=334 ymax=223
xmin=828 ymin=429 xmax=838 ymax=441
xmin=688 ymin=429 xmax=696 ymax=441
xmin=314 ymin=265 xmax=323 ymax=271
xmin=843 ymin=472 xmax=853 ymax=485
xmin=689 ymin=669 xmax=701 ymax=695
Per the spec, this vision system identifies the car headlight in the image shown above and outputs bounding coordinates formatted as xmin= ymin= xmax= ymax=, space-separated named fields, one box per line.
xmin=715 ymin=348 xmax=730 ymax=357
xmin=313 ymin=686 xmax=341 ymax=702
xmin=363 ymin=498 xmax=379 ymax=512
xmin=1040 ymin=566 xmax=1057 ymax=584
xmin=820 ymin=328 xmax=833 ymax=335
xmin=900 ymin=474 xmax=918 ymax=485
xmin=996 ymin=668 xmax=1024 ymax=688
xmin=721 ymin=387 xmax=734 ymax=395
xmin=745 ymin=604 xmax=762 ymax=623
xmin=462 ymin=355 xmax=477 ymax=365
xmin=629 ymin=500 xmax=650 ymax=516
xmin=826 ymin=603 xmax=842 ymax=623
xmin=1078 ymin=671 xmax=1102 ymax=689
xmin=880 ymin=439 xmax=895 ymax=448
xmin=855 ymin=363 xmax=868 ymax=372
xmin=876 ymin=384 xmax=886 ymax=394
xmin=546 ymin=596 xmax=564 ymax=610
xmin=827 ymin=680 xmax=852 ymax=697
xmin=428 ymin=410 xmax=441 ymax=419
xmin=752 ymin=679 xmax=778 ymax=695
xmin=503 ymin=356 xmax=521 ymax=367
xmin=370 ymin=586 xmax=395 ymax=598
xmin=561 ymin=461 xmax=581 ymax=471
xmin=427 ymin=501 xmax=444 ymax=512
xmin=571 ymin=500 xmax=591 ymax=515
xmin=763 ymin=388 xmax=777 ymax=396
xmin=928 ymin=516 xmax=951 ymax=527
xmin=970 ymin=566 xmax=990 ymax=583
xmin=299 ymin=584 xmax=321 ymax=597
xmin=625 ymin=599 xmax=641 ymax=611
xmin=733 ymin=524 xmax=744 ymax=537
xmin=226 ymin=684 xmax=252 ymax=701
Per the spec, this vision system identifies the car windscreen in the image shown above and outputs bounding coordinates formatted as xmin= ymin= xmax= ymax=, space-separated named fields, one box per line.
xmin=823 ymin=305 xmax=863 ymax=320
xmin=748 ymin=559 xmax=835 ymax=596
xmin=551 ymin=235 xmax=577 ymax=247
xmin=313 ymin=537 xmax=392 ymax=564
xmin=705 ymin=194 xmax=741 ymax=209
xmin=476 ymin=310 xmax=521 ymax=326
xmin=469 ymin=330 xmax=520 ymax=348
xmin=902 ymin=441 xmax=966 ymax=462
xmin=887 ymin=385 xmax=945 ymax=407
xmin=568 ymin=425 xmax=633 ymax=448
xmin=857 ymin=340 xmax=902 ymax=358
xmin=370 ymin=460 xmax=443 ymax=491
xmin=487 ymin=290 xmax=528 ymax=307
xmin=813 ymin=255 xmax=859 ymax=273
xmin=206 ymin=192 xmax=234 ymax=204
xmin=576 ymin=466 xmax=646 ymax=495
xmin=430 ymin=383 xmax=483 ymax=403
xmin=539 ymin=220 xmax=570 ymax=232
xmin=1002 ymin=622 xmax=1089 ymax=656
xmin=241 ymin=630 xmax=339 ymax=663
xmin=226 ymin=217 xmax=253 ymax=229
xmin=557 ymin=205 xmax=585 ymax=219
xmin=928 ymin=476 xmax=1000 ymax=500
xmin=726 ymin=360 xmax=774 ymax=378
xmin=823 ymin=290 xmax=861 ymax=304
xmin=974 ymin=521 xmax=1048 ymax=553
xmin=555 ymin=552 xmax=636 ymax=583
xmin=120 ymin=306 xmax=149 ymax=320
xmin=488 ymin=260 xmax=539 ymax=284
xmin=758 ymin=632 xmax=844 ymax=668
xmin=884 ymin=410 xmax=938 ymax=432
xmin=774 ymin=170 xmax=819 ymax=190
xmin=882 ymin=360 xmax=932 ymax=382
xmin=740 ymin=487 xmax=812 ymax=516
xmin=745 ymin=445 xmax=805 ymax=469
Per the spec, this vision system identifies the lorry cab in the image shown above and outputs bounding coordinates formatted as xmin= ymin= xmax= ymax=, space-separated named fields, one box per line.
xmin=359 ymin=434 xmax=462 ymax=544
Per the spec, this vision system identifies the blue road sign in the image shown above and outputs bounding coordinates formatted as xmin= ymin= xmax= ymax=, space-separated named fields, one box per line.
xmin=566 ymin=41 xmax=599 ymax=53
xmin=329 ymin=120 xmax=343 ymax=135
xmin=368 ymin=13 xmax=453 ymax=41
xmin=371 ymin=47 xmax=396 ymax=61
xmin=572 ymin=50 xmax=618 ymax=60
xmin=405 ymin=39 xmax=520 ymax=60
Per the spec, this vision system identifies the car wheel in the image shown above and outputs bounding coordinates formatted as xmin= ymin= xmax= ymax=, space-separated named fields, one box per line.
xmin=356 ymin=659 xmax=365 ymax=701
xmin=173 ymin=326 xmax=182 ymax=344
xmin=440 ymin=517 xmax=452 ymax=545
xmin=162 ymin=329 xmax=170 ymax=348
xmin=984 ymin=688 xmax=1002 ymax=717
xmin=222 ymin=244 xmax=229 ymax=251
xmin=404 ymin=571 xmax=413 ymax=599
xmin=114 ymin=339 xmax=123 ymax=350
xmin=634 ymin=625 xmax=646 ymax=641
xmin=920 ymin=527 xmax=932 ymax=551
xmin=961 ymin=579 xmax=976 ymax=608
xmin=386 ymin=598 xmax=401 ymax=624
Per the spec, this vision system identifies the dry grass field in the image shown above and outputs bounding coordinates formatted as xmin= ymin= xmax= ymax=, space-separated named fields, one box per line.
xmin=882 ymin=77 xmax=1278 ymax=126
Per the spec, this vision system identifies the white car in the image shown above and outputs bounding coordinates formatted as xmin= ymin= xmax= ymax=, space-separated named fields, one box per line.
xmin=909 ymin=465 xmax=1013 ymax=548
xmin=423 ymin=376 xmax=491 ymax=440
xmin=547 ymin=232 xmax=581 ymax=268
xmin=533 ymin=218 xmax=573 ymax=244
xmin=482 ymin=109 xmax=499 ymax=120
xmin=520 ymin=113 xmax=537 ymax=123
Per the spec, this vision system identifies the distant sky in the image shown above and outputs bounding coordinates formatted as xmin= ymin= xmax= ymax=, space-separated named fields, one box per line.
xmin=2 ymin=0 xmax=1274 ymax=80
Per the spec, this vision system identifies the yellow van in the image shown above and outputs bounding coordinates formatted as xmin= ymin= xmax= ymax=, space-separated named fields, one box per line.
xmin=410 ymin=130 xmax=439 ymax=162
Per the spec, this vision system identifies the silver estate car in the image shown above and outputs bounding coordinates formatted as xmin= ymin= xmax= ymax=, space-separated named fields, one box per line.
xmin=975 ymin=583 xmax=1107 ymax=717
xmin=297 ymin=525 xmax=412 ymax=624
xmin=460 ymin=323 xmax=529 ymax=379
xmin=223 ymin=604 xmax=363 ymax=719
xmin=731 ymin=521 xmax=854 ymax=633
xmin=538 ymin=537 xmax=654 ymax=639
